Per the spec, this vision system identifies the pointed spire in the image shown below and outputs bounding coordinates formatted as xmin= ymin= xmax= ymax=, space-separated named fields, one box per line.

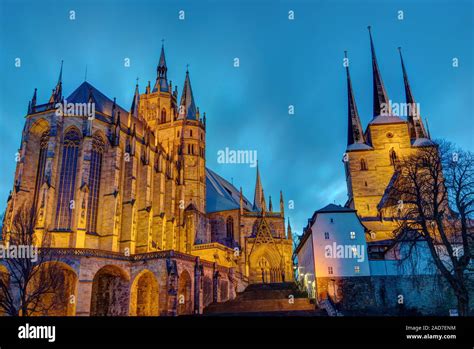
xmin=239 ymin=187 xmax=244 ymax=215
xmin=130 ymin=80 xmax=140 ymax=119
xmin=368 ymin=26 xmax=391 ymax=117
xmin=178 ymin=69 xmax=197 ymax=120
xmin=345 ymin=51 xmax=366 ymax=147
xmin=253 ymin=161 xmax=264 ymax=212
xmin=398 ymin=47 xmax=429 ymax=140
xmin=287 ymin=218 xmax=293 ymax=240
xmin=280 ymin=190 xmax=284 ymax=217
xmin=31 ymin=88 xmax=37 ymax=107
xmin=268 ymin=195 xmax=273 ymax=212
xmin=261 ymin=189 xmax=267 ymax=215
xmin=54 ymin=60 xmax=63 ymax=102
xmin=153 ymin=42 xmax=169 ymax=92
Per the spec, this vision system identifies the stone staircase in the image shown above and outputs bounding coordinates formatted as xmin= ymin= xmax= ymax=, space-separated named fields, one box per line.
xmin=204 ymin=282 xmax=327 ymax=316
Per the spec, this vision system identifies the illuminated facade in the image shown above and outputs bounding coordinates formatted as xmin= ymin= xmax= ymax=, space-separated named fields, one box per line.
xmin=1 ymin=45 xmax=293 ymax=316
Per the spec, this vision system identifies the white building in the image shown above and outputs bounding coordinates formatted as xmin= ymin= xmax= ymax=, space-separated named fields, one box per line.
xmin=295 ymin=204 xmax=370 ymax=298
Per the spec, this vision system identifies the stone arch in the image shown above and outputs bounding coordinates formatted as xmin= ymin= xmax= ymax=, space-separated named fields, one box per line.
xmin=90 ymin=265 xmax=130 ymax=316
xmin=177 ymin=269 xmax=192 ymax=315
xmin=129 ymin=269 xmax=159 ymax=316
xmin=28 ymin=261 xmax=78 ymax=316
xmin=249 ymin=247 xmax=284 ymax=284
xmin=203 ymin=276 xmax=213 ymax=307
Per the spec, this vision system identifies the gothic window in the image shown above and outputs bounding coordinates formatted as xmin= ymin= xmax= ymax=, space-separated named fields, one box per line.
xmin=360 ymin=158 xmax=368 ymax=171
xmin=350 ymin=231 xmax=356 ymax=239
xmin=190 ymin=130 xmax=193 ymax=137
xmin=177 ymin=131 xmax=180 ymax=138
xmin=191 ymin=144 xmax=194 ymax=155
xmin=389 ymin=148 xmax=397 ymax=165
xmin=33 ymin=129 xmax=50 ymax=210
xmin=324 ymin=232 xmax=330 ymax=239
xmin=328 ymin=266 xmax=333 ymax=275
xmin=187 ymin=144 xmax=191 ymax=154
xmin=86 ymin=134 xmax=105 ymax=233
xmin=55 ymin=129 xmax=81 ymax=230
xmin=226 ymin=216 xmax=234 ymax=241
xmin=160 ymin=109 xmax=166 ymax=124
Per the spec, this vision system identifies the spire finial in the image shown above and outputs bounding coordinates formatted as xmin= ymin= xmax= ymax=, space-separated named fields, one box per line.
xmin=367 ymin=25 xmax=391 ymax=118
xmin=398 ymin=47 xmax=429 ymax=139
xmin=186 ymin=64 xmax=189 ymax=73
xmin=345 ymin=50 xmax=366 ymax=147
xmin=58 ymin=60 xmax=63 ymax=84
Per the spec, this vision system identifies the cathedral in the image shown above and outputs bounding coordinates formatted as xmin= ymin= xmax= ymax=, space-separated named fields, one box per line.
xmin=0 ymin=44 xmax=293 ymax=316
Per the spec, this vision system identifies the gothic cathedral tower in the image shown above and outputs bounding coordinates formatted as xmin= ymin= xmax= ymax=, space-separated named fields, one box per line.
xmin=139 ymin=45 xmax=207 ymax=214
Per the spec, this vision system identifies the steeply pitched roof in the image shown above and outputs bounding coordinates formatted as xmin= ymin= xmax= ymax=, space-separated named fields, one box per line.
xmin=206 ymin=168 xmax=253 ymax=213
xmin=66 ymin=81 xmax=129 ymax=117
xmin=315 ymin=203 xmax=355 ymax=213
xmin=178 ymin=71 xmax=197 ymax=120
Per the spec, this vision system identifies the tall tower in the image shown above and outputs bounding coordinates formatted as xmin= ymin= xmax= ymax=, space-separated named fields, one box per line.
xmin=140 ymin=45 xmax=206 ymax=213
xmin=344 ymin=28 xmax=432 ymax=241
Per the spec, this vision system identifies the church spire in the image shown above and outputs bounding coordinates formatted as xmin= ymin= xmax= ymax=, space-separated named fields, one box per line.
xmin=154 ymin=42 xmax=169 ymax=92
xmin=287 ymin=218 xmax=292 ymax=240
xmin=345 ymin=51 xmax=366 ymax=147
xmin=368 ymin=26 xmax=391 ymax=117
xmin=178 ymin=68 xmax=197 ymax=120
xmin=130 ymin=80 xmax=140 ymax=119
xmin=398 ymin=47 xmax=429 ymax=140
xmin=50 ymin=60 xmax=63 ymax=103
xmin=253 ymin=161 xmax=264 ymax=212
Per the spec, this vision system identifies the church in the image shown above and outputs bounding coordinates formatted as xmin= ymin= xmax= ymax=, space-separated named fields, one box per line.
xmin=0 ymin=44 xmax=293 ymax=316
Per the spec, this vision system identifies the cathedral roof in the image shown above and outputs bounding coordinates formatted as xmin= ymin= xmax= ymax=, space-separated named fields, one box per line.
xmin=67 ymin=81 xmax=129 ymax=117
xmin=206 ymin=168 xmax=253 ymax=213
xmin=369 ymin=114 xmax=406 ymax=125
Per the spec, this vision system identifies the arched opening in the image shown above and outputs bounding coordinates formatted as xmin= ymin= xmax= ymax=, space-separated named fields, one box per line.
xmin=177 ymin=270 xmax=192 ymax=315
xmin=389 ymin=148 xmax=397 ymax=166
xmin=160 ymin=109 xmax=166 ymax=124
xmin=28 ymin=262 xmax=78 ymax=316
xmin=360 ymin=158 xmax=368 ymax=171
xmin=226 ymin=216 xmax=234 ymax=242
xmin=90 ymin=265 xmax=129 ymax=316
xmin=130 ymin=270 xmax=159 ymax=316
xmin=32 ymin=129 xmax=50 ymax=211
xmin=86 ymin=133 xmax=105 ymax=233
xmin=203 ymin=276 xmax=213 ymax=307
xmin=55 ymin=128 xmax=81 ymax=230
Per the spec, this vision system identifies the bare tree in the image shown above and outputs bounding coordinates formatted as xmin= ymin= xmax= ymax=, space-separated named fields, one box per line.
xmin=0 ymin=204 xmax=66 ymax=316
xmin=385 ymin=140 xmax=473 ymax=316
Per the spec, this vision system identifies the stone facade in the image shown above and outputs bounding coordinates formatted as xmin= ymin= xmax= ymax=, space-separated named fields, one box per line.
xmin=1 ymin=46 xmax=294 ymax=316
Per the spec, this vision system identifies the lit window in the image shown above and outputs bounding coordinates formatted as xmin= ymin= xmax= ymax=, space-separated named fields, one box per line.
xmin=328 ymin=267 xmax=333 ymax=275
xmin=55 ymin=129 xmax=81 ymax=230
xmin=86 ymin=134 xmax=105 ymax=233
xmin=354 ymin=266 xmax=360 ymax=273
xmin=350 ymin=231 xmax=356 ymax=239
xmin=324 ymin=232 xmax=330 ymax=240
xmin=33 ymin=129 xmax=50 ymax=210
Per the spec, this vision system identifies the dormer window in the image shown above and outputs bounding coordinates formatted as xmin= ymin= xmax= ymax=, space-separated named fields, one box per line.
xmin=350 ymin=231 xmax=356 ymax=239
xmin=324 ymin=232 xmax=330 ymax=240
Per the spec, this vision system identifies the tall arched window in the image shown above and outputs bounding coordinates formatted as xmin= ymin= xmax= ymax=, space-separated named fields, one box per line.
xmin=55 ymin=129 xmax=81 ymax=230
xmin=226 ymin=216 xmax=234 ymax=241
xmin=33 ymin=129 xmax=50 ymax=210
xmin=160 ymin=109 xmax=166 ymax=124
xmin=389 ymin=148 xmax=397 ymax=165
xmin=86 ymin=134 xmax=105 ymax=233
xmin=360 ymin=158 xmax=368 ymax=171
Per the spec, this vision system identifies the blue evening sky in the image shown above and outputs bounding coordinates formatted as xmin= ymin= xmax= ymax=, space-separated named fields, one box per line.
xmin=0 ymin=0 xmax=472 ymax=236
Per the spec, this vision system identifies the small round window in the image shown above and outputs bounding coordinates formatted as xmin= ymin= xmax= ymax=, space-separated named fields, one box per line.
xmin=386 ymin=132 xmax=394 ymax=138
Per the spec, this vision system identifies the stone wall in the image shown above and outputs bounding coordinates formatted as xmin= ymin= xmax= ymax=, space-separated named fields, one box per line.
xmin=316 ymin=275 xmax=474 ymax=315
